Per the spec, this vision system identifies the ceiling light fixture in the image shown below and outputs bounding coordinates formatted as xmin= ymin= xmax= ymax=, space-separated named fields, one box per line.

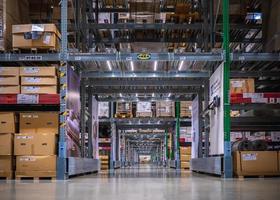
xmin=119 ymin=93 xmax=123 ymax=97
xmin=130 ymin=61 xmax=134 ymax=71
xmin=154 ymin=61 xmax=158 ymax=71
xmin=168 ymin=93 xmax=171 ymax=97
xmin=106 ymin=61 xmax=112 ymax=71
xmin=178 ymin=61 xmax=184 ymax=71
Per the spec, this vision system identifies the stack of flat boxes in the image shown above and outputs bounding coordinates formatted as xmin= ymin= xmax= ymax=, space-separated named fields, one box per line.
xmin=15 ymin=112 xmax=58 ymax=179
xmin=100 ymin=155 xmax=109 ymax=170
xmin=180 ymin=147 xmax=191 ymax=170
xmin=0 ymin=112 xmax=15 ymax=179
xmin=156 ymin=101 xmax=175 ymax=117
xmin=0 ymin=67 xmax=20 ymax=94
xmin=180 ymin=101 xmax=192 ymax=118
xmin=136 ymin=102 xmax=152 ymax=118
xmin=116 ymin=102 xmax=133 ymax=118
xmin=20 ymin=66 xmax=57 ymax=95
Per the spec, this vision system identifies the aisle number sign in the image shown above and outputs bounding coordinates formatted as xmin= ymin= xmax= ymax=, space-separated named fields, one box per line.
xmin=137 ymin=53 xmax=151 ymax=60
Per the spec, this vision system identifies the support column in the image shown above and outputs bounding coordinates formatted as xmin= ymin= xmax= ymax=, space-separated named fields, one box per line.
xmin=80 ymin=80 xmax=86 ymax=157
xmin=222 ymin=0 xmax=233 ymax=178
xmin=57 ymin=0 xmax=68 ymax=180
xmin=203 ymin=81 xmax=210 ymax=157
xmin=164 ymin=129 xmax=168 ymax=166
xmin=175 ymin=101 xmax=180 ymax=168
xmin=198 ymin=89 xmax=203 ymax=158
xmin=87 ymin=91 xmax=94 ymax=158
xmin=110 ymin=102 xmax=115 ymax=170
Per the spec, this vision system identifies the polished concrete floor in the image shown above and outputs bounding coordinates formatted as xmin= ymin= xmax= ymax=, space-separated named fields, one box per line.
xmin=1 ymin=165 xmax=280 ymax=200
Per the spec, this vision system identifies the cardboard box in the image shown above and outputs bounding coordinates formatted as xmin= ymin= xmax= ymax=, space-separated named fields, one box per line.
xmin=180 ymin=155 xmax=191 ymax=162
xmin=230 ymin=79 xmax=255 ymax=94
xmin=21 ymin=76 xmax=57 ymax=86
xmin=233 ymin=151 xmax=279 ymax=176
xmin=0 ymin=67 xmax=19 ymax=76
xmin=14 ymin=133 xmax=56 ymax=155
xmin=278 ymin=151 xmax=280 ymax=172
xmin=53 ymin=6 xmax=74 ymax=20
xmin=16 ymin=155 xmax=56 ymax=171
xmin=20 ymin=67 xmax=56 ymax=77
xmin=21 ymin=85 xmax=57 ymax=94
xmin=19 ymin=112 xmax=59 ymax=134
xmin=0 ymin=156 xmax=13 ymax=172
xmin=0 ymin=112 xmax=15 ymax=133
xmin=0 ymin=85 xmax=20 ymax=94
xmin=180 ymin=101 xmax=192 ymax=117
xmin=156 ymin=101 xmax=175 ymax=117
xmin=181 ymin=161 xmax=190 ymax=169
xmin=98 ymin=102 xmax=109 ymax=118
xmin=175 ymin=3 xmax=191 ymax=14
xmin=180 ymin=147 xmax=191 ymax=155
xmin=0 ymin=76 xmax=19 ymax=85
xmin=0 ymin=133 xmax=13 ymax=155
xmin=99 ymin=155 xmax=109 ymax=160
xmin=12 ymin=24 xmax=61 ymax=50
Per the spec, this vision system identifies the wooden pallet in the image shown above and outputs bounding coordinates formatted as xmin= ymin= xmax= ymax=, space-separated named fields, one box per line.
xmin=15 ymin=171 xmax=56 ymax=182
xmin=236 ymin=174 xmax=280 ymax=179
xmin=115 ymin=112 xmax=133 ymax=118
xmin=181 ymin=168 xmax=190 ymax=170
xmin=136 ymin=112 xmax=152 ymax=118
xmin=237 ymin=174 xmax=280 ymax=179
xmin=0 ymin=171 xmax=13 ymax=180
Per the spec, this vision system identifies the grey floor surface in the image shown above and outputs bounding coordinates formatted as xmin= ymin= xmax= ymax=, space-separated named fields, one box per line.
xmin=1 ymin=165 xmax=280 ymax=200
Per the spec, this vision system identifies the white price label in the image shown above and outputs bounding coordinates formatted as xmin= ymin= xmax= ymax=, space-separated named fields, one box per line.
xmin=31 ymin=24 xmax=44 ymax=32
xmin=242 ymin=153 xmax=257 ymax=161
xmin=17 ymin=94 xmax=39 ymax=104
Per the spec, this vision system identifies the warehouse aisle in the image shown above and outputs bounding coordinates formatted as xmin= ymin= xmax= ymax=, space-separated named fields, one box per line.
xmin=1 ymin=170 xmax=280 ymax=200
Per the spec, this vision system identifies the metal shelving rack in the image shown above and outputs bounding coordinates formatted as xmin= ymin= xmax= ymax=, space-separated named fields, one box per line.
xmin=1 ymin=0 xmax=279 ymax=179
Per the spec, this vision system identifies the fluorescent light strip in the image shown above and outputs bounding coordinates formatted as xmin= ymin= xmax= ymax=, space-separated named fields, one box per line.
xmin=178 ymin=61 xmax=184 ymax=71
xmin=130 ymin=61 xmax=134 ymax=71
xmin=106 ymin=61 xmax=112 ymax=71
xmin=154 ymin=61 xmax=158 ymax=71
xmin=168 ymin=93 xmax=171 ymax=97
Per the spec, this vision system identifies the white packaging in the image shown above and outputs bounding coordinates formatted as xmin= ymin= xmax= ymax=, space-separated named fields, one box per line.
xmin=271 ymin=132 xmax=280 ymax=141
xmin=98 ymin=102 xmax=109 ymax=118
xmin=137 ymin=102 xmax=151 ymax=112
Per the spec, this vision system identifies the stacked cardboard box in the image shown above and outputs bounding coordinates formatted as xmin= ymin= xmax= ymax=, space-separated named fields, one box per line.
xmin=180 ymin=146 xmax=191 ymax=170
xmin=12 ymin=24 xmax=61 ymax=51
xmin=0 ymin=67 xmax=20 ymax=94
xmin=100 ymin=155 xmax=109 ymax=170
xmin=0 ymin=112 xmax=15 ymax=179
xmin=156 ymin=101 xmax=175 ymax=117
xmin=20 ymin=66 xmax=57 ymax=94
xmin=136 ymin=102 xmax=152 ymax=117
xmin=233 ymin=151 xmax=280 ymax=177
xmin=98 ymin=102 xmax=110 ymax=118
xmin=116 ymin=102 xmax=133 ymax=118
xmin=15 ymin=112 xmax=58 ymax=179
xmin=180 ymin=101 xmax=192 ymax=118
xmin=230 ymin=79 xmax=255 ymax=94
xmin=231 ymin=92 xmax=280 ymax=104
